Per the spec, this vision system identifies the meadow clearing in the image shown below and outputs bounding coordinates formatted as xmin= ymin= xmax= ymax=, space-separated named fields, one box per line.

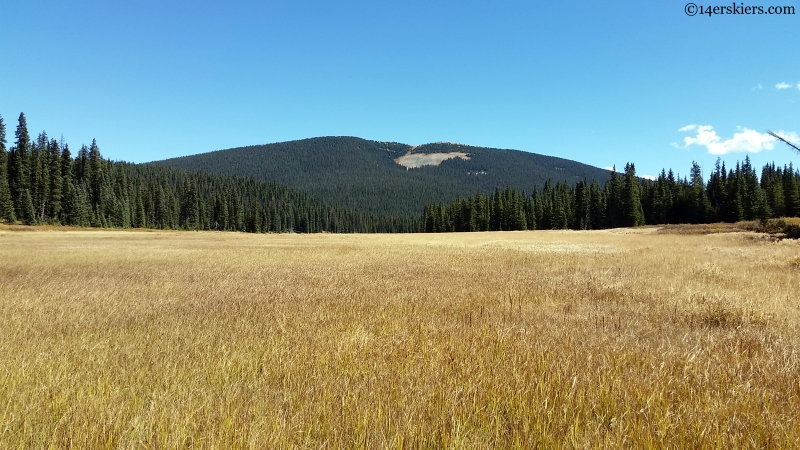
xmin=1 ymin=226 xmax=799 ymax=448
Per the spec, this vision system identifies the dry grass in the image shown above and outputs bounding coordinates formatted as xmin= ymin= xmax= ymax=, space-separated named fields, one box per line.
xmin=657 ymin=219 xmax=800 ymax=239
xmin=656 ymin=221 xmax=762 ymax=235
xmin=1 ymin=227 xmax=799 ymax=448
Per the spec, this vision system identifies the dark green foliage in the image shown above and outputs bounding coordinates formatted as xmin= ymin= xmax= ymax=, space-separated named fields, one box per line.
xmin=0 ymin=174 xmax=15 ymax=222
xmin=588 ymin=180 xmax=604 ymax=229
xmin=0 ymin=115 xmax=16 ymax=222
xmin=784 ymin=163 xmax=800 ymax=217
xmin=605 ymin=168 xmax=622 ymax=228
xmin=30 ymin=131 xmax=50 ymax=223
xmin=151 ymin=137 xmax=612 ymax=217
xmin=19 ymin=189 xmax=36 ymax=225
xmin=5 ymin=112 xmax=800 ymax=236
xmin=621 ymin=163 xmax=645 ymax=227
xmin=62 ymin=180 xmax=90 ymax=226
xmin=424 ymin=159 xmax=800 ymax=233
xmin=48 ymin=139 xmax=63 ymax=222
xmin=9 ymin=113 xmax=31 ymax=219
xmin=0 ymin=113 xmax=424 ymax=234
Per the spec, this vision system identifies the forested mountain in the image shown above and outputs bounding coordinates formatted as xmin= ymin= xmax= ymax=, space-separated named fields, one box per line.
xmin=0 ymin=113 xmax=419 ymax=233
xmin=151 ymin=137 xmax=612 ymax=217
xmin=4 ymin=111 xmax=798 ymax=236
xmin=424 ymin=160 xmax=800 ymax=232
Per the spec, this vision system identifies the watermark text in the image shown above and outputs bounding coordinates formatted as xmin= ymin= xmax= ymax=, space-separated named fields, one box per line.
xmin=685 ymin=2 xmax=795 ymax=16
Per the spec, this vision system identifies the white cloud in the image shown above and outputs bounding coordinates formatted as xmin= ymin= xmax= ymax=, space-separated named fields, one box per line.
xmin=603 ymin=166 xmax=615 ymax=171
xmin=797 ymin=83 xmax=800 ymax=91
xmin=677 ymin=125 xmax=800 ymax=155
xmin=776 ymin=82 xmax=792 ymax=90
xmin=753 ymin=83 xmax=763 ymax=91
xmin=641 ymin=174 xmax=656 ymax=181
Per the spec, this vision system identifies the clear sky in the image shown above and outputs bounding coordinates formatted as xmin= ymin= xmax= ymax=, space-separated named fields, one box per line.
xmin=2 ymin=0 xmax=799 ymax=180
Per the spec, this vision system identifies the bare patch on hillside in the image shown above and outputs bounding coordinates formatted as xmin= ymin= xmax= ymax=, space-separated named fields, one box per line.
xmin=394 ymin=151 xmax=470 ymax=169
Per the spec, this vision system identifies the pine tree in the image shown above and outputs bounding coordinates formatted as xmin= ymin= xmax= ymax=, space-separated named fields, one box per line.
xmin=605 ymin=167 xmax=622 ymax=228
xmin=524 ymin=196 xmax=535 ymax=230
xmin=0 ymin=118 xmax=15 ymax=223
xmin=649 ymin=171 xmax=667 ymax=224
xmin=75 ymin=145 xmax=89 ymax=183
xmin=553 ymin=195 xmax=568 ymax=229
xmin=765 ymin=168 xmax=785 ymax=217
xmin=154 ymin=184 xmax=168 ymax=229
xmin=573 ymin=180 xmax=590 ymax=229
xmin=9 ymin=113 xmax=31 ymax=219
xmin=783 ymin=163 xmax=800 ymax=217
xmin=706 ymin=159 xmax=726 ymax=222
xmin=734 ymin=156 xmax=760 ymax=221
xmin=63 ymin=181 xmax=91 ymax=226
xmin=589 ymin=180 xmax=604 ymax=229
xmin=621 ymin=163 xmax=645 ymax=226
xmin=754 ymin=183 xmax=772 ymax=224
xmin=133 ymin=185 xmax=147 ymax=228
xmin=689 ymin=161 xmax=709 ymax=224
xmin=180 ymin=178 xmax=200 ymax=230
xmin=88 ymin=139 xmax=103 ymax=206
xmin=48 ymin=139 xmax=62 ymax=222
xmin=30 ymin=131 xmax=50 ymax=222
xmin=19 ymin=189 xmax=36 ymax=225
xmin=725 ymin=168 xmax=744 ymax=222
xmin=61 ymin=144 xmax=73 ymax=182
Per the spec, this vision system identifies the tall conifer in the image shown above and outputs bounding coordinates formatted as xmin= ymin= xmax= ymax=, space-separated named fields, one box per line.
xmin=9 ymin=113 xmax=31 ymax=217
xmin=622 ymin=163 xmax=645 ymax=226
xmin=0 ymin=115 xmax=15 ymax=222
xmin=48 ymin=139 xmax=62 ymax=221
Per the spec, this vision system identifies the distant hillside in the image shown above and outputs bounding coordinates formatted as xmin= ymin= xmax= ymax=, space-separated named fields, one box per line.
xmin=151 ymin=137 xmax=611 ymax=216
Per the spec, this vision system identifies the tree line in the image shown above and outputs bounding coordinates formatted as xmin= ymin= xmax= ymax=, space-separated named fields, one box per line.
xmin=3 ymin=112 xmax=798 ymax=235
xmin=0 ymin=113 xmax=421 ymax=233
xmin=424 ymin=159 xmax=800 ymax=232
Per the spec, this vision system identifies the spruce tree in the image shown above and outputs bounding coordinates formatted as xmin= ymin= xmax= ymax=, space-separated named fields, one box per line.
xmin=783 ymin=163 xmax=800 ymax=217
xmin=0 ymin=115 xmax=16 ymax=223
xmin=48 ymin=139 xmax=62 ymax=221
xmin=754 ymin=183 xmax=772 ymax=224
xmin=589 ymin=180 xmax=604 ymax=229
xmin=621 ymin=163 xmax=645 ymax=226
xmin=20 ymin=189 xmax=36 ymax=225
xmin=88 ymin=139 xmax=103 ymax=206
xmin=60 ymin=144 xmax=73 ymax=182
xmin=134 ymin=185 xmax=147 ymax=228
xmin=9 ymin=113 xmax=31 ymax=218
xmin=553 ymin=195 xmax=568 ymax=229
xmin=605 ymin=167 xmax=622 ymax=228
xmin=768 ymin=174 xmax=785 ymax=217
xmin=574 ymin=180 xmax=590 ymax=230
xmin=31 ymin=132 xmax=50 ymax=222
xmin=64 ymin=181 xmax=91 ymax=226
xmin=688 ymin=161 xmax=709 ymax=224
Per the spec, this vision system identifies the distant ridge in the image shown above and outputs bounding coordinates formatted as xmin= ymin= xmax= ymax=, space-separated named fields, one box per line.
xmin=150 ymin=137 xmax=611 ymax=216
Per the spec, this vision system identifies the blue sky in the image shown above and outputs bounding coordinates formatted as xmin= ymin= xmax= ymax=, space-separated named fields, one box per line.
xmin=2 ymin=0 xmax=799 ymax=180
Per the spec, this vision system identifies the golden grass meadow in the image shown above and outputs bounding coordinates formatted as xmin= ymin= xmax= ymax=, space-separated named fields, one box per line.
xmin=1 ymin=226 xmax=799 ymax=448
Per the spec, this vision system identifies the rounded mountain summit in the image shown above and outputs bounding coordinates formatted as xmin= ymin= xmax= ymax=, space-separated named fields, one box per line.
xmin=150 ymin=137 xmax=611 ymax=217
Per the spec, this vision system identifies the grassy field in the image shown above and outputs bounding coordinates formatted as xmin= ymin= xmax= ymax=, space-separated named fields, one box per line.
xmin=1 ymin=226 xmax=799 ymax=448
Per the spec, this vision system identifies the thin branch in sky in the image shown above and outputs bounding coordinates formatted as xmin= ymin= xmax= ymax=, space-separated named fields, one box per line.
xmin=767 ymin=131 xmax=800 ymax=154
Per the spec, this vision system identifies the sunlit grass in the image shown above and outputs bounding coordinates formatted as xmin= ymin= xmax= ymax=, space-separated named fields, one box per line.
xmin=1 ymin=226 xmax=799 ymax=448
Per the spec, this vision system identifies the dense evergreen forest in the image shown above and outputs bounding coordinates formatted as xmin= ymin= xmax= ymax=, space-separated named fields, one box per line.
xmin=423 ymin=160 xmax=800 ymax=232
xmin=0 ymin=113 xmax=420 ymax=233
xmin=152 ymin=137 xmax=612 ymax=217
xmin=3 ymin=111 xmax=798 ymax=236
